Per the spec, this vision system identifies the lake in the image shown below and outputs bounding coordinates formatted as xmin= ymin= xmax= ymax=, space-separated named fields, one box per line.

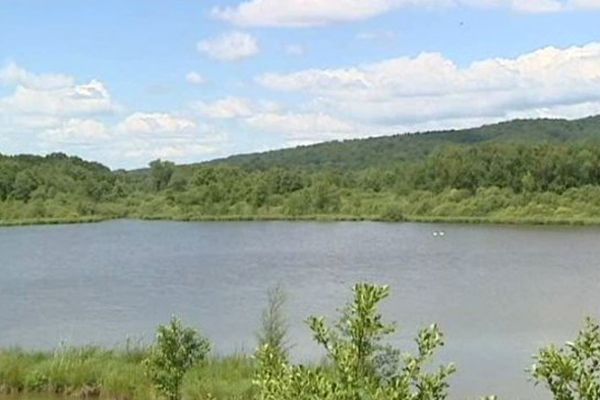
xmin=1 ymin=220 xmax=599 ymax=399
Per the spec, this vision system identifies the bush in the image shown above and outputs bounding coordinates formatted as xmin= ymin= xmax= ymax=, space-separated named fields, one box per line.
xmin=256 ymin=285 xmax=289 ymax=360
xmin=144 ymin=317 xmax=211 ymax=400
xmin=254 ymin=283 xmax=455 ymax=400
xmin=531 ymin=317 xmax=600 ymax=400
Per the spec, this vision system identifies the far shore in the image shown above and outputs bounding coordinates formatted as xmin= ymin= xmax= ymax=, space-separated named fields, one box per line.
xmin=2 ymin=213 xmax=600 ymax=228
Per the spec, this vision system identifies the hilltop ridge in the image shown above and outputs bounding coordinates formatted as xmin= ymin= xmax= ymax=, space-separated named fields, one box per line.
xmin=206 ymin=115 xmax=600 ymax=170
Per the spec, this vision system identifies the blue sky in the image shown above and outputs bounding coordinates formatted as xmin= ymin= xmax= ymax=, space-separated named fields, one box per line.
xmin=1 ymin=0 xmax=600 ymax=168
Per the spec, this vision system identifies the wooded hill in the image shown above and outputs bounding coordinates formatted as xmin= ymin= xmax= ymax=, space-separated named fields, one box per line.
xmin=4 ymin=116 xmax=600 ymax=225
xmin=207 ymin=115 xmax=600 ymax=170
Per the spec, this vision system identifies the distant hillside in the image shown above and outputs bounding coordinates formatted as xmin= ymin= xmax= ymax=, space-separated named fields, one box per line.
xmin=5 ymin=115 xmax=600 ymax=226
xmin=208 ymin=116 xmax=600 ymax=170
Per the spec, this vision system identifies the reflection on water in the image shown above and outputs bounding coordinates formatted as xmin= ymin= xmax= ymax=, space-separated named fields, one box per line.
xmin=1 ymin=220 xmax=600 ymax=399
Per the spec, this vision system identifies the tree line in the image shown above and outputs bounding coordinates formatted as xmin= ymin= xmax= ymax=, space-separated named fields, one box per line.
xmin=5 ymin=142 xmax=600 ymax=223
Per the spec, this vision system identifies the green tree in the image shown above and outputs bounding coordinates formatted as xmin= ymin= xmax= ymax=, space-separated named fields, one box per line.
xmin=149 ymin=159 xmax=175 ymax=192
xmin=12 ymin=170 xmax=38 ymax=201
xmin=143 ymin=317 xmax=211 ymax=400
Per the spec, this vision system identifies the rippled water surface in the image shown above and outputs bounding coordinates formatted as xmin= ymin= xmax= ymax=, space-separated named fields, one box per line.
xmin=1 ymin=220 xmax=599 ymax=399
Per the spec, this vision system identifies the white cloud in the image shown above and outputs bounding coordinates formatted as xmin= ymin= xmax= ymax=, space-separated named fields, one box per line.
xmin=0 ymin=62 xmax=74 ymax=90
xmin=258 ymin=43 xmax=600 ymax=125
xmin=0 ymin=64 xmax=116 ymax=118
xmin=245 ymin=111 xmax=362 ymax=144
xmin=0 ymin=64 xmax=230 ymax=167
xmin=214 ymin=0 xmax=600 ymax=28
xmin=114 ymin=114 xmax=228 ymax=163
xmin=0 ymin=63 xmax=118 ymax=155
xmin=0 ymin=80 xmax=116 ymax=116
xmin=40 ymin=118 xmax=111 ymax=144
xmin=213 ymin=0 xmax=410 ymax=27
xmin=197 ymin=31 xmax=259 ymax=62
xmin=510 ymin=0 xmax=564 ymax=13
xmin=193 ymin=96 xmax=359 ymax=146
xmin=186 ymin=71 xmax=206 ymax=85
xmin=196 ymin=97 xmax=254 ymax=119
xmin=567 ymin=0 xmax=600 ymax=9
xmin=117 ymin=112 xmax=197 ymax=136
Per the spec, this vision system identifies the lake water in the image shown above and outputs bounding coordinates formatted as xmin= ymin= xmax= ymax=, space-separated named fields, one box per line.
xmin=1 ymin=220 xmax=599 ymax=399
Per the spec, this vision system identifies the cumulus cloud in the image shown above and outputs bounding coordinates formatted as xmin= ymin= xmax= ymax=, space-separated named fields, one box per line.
xmin=0 ymin=80 xmax=116 ymax=116
xmin=40 ymin=119 xmax=111 ymax=144
xmin=117 ymin=112 xmax=197 ymax=136
xmin=0 ymin=62 xmax=116 ymax=120
xmin=213 ymin=0 xmax=408 ymax=27
xmin=214 ymin=0 xmax=600 ymax=28
xmin=258 ymin=43 xmax=600 ymax=125
xmin=197 ymin=31 xmax=259 ymax=61
xmin=0 ymin=62 xmax=74 ymax=90
xmin=186 ymin=71 xmax=206 ymax=85
xmin=571 ymin=0 xmax=600 ymax=7
xmin=114 ymin=113 xmax=227 ymax=164
xmin=0 ymin=63 xmax=118 ymax=155
xmin=196 ymin=97 xmax=254 ymax=119
xmin=0 ymin=63 xmax=230 ymax=167
xmin=246 ymin=111 xmax=362 ymax=144
xmin=192 ymin=95 xmax=361 ymax=146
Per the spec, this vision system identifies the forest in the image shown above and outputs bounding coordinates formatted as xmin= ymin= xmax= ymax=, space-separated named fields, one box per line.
xmin=4 ymin=116 xmax=600 ymax=225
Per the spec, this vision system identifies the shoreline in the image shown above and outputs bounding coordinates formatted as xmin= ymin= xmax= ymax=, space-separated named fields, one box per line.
xmin=2 ymin=213 xmax=600 ymax=228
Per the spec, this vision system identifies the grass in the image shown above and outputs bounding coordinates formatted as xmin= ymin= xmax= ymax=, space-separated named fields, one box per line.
xmin=404 ymin=214 xmax=600 ymax=226
xmin=95 ymin=212 xmax=600 ymax=227
xmin=4 ymin=207 xmax=600 ymax=228
xmin=0 ymin=216 xmax=110 ymax=228
xmin=4 ymin=213 xmax=600 ymax=228
xmin=0 ymin=347 xmax=255 ymax=400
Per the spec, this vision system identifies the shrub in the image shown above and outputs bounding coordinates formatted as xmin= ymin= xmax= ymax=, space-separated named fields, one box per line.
xmin=144 ymin=317 xmax=211 ymax=400
xmin=254 ymin=283 xmax=455 ymax=400
xmin=531 ymin=317 xmax=600 ymax=400
xmin=256 ymin=285 xmax=290 ymax=361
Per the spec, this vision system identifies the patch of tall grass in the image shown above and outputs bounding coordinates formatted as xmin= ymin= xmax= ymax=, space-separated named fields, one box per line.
xmin=0 ymin=347 xmax=254 ymax=400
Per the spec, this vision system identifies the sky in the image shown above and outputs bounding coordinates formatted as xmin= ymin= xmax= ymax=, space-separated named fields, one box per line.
xmin=1 ymin=0 xmax=600 ymax=169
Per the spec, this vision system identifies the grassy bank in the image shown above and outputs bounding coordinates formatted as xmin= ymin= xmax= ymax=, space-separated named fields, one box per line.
xmin=0 ymin=216 xmax=110 ymax=228
xmin=4 ymin=212 xmax=600 ymax=228
xmin=0 ymin=347 xmax=255 ymax=400
xmin=141 ymin=213 xmax=600 ymax=226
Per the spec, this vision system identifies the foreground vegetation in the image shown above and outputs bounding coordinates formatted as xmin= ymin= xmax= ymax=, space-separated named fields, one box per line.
xmin=0 ymin=283 xmax=599 ymax=400
xmin=6 ymin=117 xmax=600 ymax=226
